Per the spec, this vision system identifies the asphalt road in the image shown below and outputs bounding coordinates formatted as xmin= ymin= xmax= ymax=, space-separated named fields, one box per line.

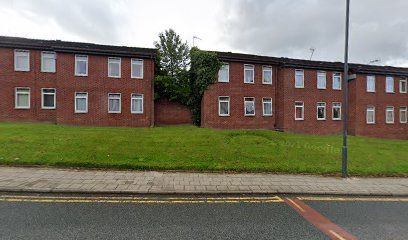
xmin=0 ymin=194 xmax=406 ymax=240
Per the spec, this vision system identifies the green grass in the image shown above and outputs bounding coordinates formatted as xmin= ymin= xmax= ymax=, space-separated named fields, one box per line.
xmin=0 ymin=122 xmax=406 ymax=176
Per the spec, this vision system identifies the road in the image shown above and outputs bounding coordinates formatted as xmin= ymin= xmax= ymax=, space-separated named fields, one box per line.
xmin=0 ymin=194 xmax=407 ymax=240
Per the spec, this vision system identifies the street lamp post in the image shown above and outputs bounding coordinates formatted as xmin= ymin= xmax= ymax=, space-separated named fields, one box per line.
xmin=342 ymin=0 xmax=350 ymax=178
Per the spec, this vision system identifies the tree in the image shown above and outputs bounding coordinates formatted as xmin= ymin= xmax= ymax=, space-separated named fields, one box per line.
xmin=154 ymin=29 xmax=190 ymax=77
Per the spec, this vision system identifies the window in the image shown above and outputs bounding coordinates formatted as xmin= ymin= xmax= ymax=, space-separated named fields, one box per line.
xmin=108 ymin=93 xmax=121 ymax=113
xmin=244 ymin=64 xmax=254 ymax=83
xmin=295 ymin=101 xmax=304 ymax=120
xmin=386 ymin=76 xmax=394 ymax=93
xmin=332 ymin=102 xmax=341 ymax=120
xmin=75 ymin=92 xmax=88 ymax=113
xmin=386 ymin=106 xmax=394 ymax=124
xmin=75 ymin=55 xmax=88 ymax=76
xmin=15 ymin=87 xmax=30 ymax=109
xmin=131 ymin=94 xmax=143 ymax=114
xmin=262 ymin=98 xmax=272 ymax=116
xmin=367 ymin=75 xmax=375 ymax=92
xmin=400 ymin=78 xmax=407 ymax=93
xmin=41 ymin=88 xmax=56 ymax=109
xmin=317 ymin=102 xmax=326 ymax=120
xmin=333 ymin=72 xmax=342 ymax=90
xmin=218 ymin=96 xmax=230 ymax=116
xmin=262 ymin=66 xmax=272 ymax=84
xmin=108 ymin=57 xmax=121 ymax=78
xmin=366 ymin=106 xmax=375 ymax=124
xmin=317 ymin=71 xmax=326 ymax=89
xmin=41 ymin=52 xmax=56 ymax=73
xmin=131 ymin=59 xmax=143 ymax=79
xmin=14 ymin=50 xmax=30 ymax=71
xmin=218 ymin=63 xmax=229 ymax=82
xmin=244 ymin=97 xmax=255 ymax=116
xmin=400 ymin=107 xmax=407 ymax=123
xmin=295 ymin=69 xmax=304 ymax=88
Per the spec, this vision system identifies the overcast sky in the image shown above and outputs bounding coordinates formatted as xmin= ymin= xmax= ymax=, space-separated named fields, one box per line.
xmin=1 ymin=0 xmax=407 ymax=66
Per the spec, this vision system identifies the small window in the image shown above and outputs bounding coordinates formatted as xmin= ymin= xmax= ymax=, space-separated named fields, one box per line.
xmin=244 ymin=64 xmax=254 ymax=83
xmin=262 ymin=98 xmax=272 ymax=116
xmin=218 ymin=63 xmax=229 ymax=82
xmin=386 ymin=106 xmax=394 ymax=124
xmin=108 ymin=57 xmax=121 ymax=78
xmin=218 ymin=96 xmax=230 ymax=116
xmin=332 ymin=102 xmax=341 ymax=120
xmin=295 ymin=101 xmax=304 ymax=120
xmin=399 ymin=78 xmax=407 ymax=93
xmin=131 ymin=59 xmax=143 ymax=79
xmin=317 ymin=71 xmax=326 ymax=89
xmin=333 ymin=72 xmax=342 ymax=90
xmin=131 ymin=94 xmax=143 ymax=114
xmin=41 ymin=88 xmax=56 ymax=109
xmin=244 ymin=97 xmax=255 ymax=116
xmin=366 ymin=106 xmax=375 ymax=124
xmin=386 ymin=76 xmax=394 ymax=93
xmin=75 ymin=55 xmax=88 ymax=76
xmin=367 ymin=75 xmax=375 ymax=92
xmin=108 ymin=93 xmax=121 ymax=113
xmin=295 ymin=69 xmax=304 ymax=88
xmin=14 ymin=50 xmax=30 ymax=71
xmin=15 ymin=87 xmax=30 ymax=109
xmin=317 ymin=102 xmax=326 ymax=120
xmin=400 ymin=107 xmax=407 ymax=123
xmin=41 ymin=52 xmax=56 ymax=73
xmin=75 ymin=92 xmax=88 ymax=113
xmin=262 ymin=66 xmax=272 ymax=84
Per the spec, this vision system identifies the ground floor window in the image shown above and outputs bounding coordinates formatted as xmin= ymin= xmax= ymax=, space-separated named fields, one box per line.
xmin=366 ymin=106 xmax=375 ymax=124
xmin=41 ymin=88 xmax=56 ymax=109
xmin=131 ymin=94 xmax=143 ymax=114
xmin=218 ymin=96 xmax=230 ymax=116
xmin=332 ymin=102 xmax=341 ymax=120
xmin=386 ymin=106 xmax=394 ymax=124
xmin=262 ymin=98 xmax=272 ymax=116
xmin=15 ymin=87 xmax=30 ymax=109
xmin=108 ymin=93 xmax=121 ymax=113
xmin=244 ymin=97 xmax=255 ymax=116
xmin=399 ymin=107 xmax=407 ymax=123
xmin=295 ymin=101 xmax=304 ymax=120
xmin=317 ymin=102 xmax=326 ymax=120
xmin=75 ymin=92 xmax=88 ymax=113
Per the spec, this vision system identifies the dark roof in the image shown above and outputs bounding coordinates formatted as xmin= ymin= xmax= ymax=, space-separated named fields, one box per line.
xmin=217 ymin=51 xmax=281 ymax=65
xmin=0 ymin=36 xmax=156 ymax=59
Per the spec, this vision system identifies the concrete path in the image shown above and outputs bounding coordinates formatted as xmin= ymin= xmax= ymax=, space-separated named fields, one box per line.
xmin=0 ymin=166 xmax=407 ymax=196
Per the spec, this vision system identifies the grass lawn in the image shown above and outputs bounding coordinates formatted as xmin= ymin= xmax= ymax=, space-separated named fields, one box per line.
xmin=0 ymin=122 xmax=406 ymax=176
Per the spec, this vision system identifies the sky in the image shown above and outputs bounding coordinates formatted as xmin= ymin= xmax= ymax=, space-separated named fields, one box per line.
xmin=0 ymin=0 xmax=407 ymax=67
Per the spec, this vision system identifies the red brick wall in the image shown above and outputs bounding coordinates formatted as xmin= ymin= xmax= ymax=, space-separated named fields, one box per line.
xmin=154 ymin=99 xmax=192 ymax=125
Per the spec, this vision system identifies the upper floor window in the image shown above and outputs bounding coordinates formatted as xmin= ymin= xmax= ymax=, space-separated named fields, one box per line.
xmin=14 ymin=50 xmax=30 ymax=71
xmin=317 ymin=102 xmax=326 ymax=120
xmin=218 ymin=96 xmax=230 ymax=116
xmin=295 ymin=69 xmax=304 ymax=88
xmin=400 ymin=107 xmax=407 ymax=123
xmin=244 ymin=97 xmax=255 ymax=116
xmin=386 ymin=106 xmax=394 ymax=123
xmin=262 ymin=98 xmax=272 ymax=116
xmin=131 ymin=59 xmax=143 ymax=79
xmin=400 ymin=78 xmax=407 ymax=93
xmin=385 ymin=76 xmax=394 ymax=93
xmin=108 ymin=57 xmax=121 ymax=78
xmin=41 ymin=88 xmax=56 ymax=109
xmin=295 ymin=101 xmax=304 ymax=120
xmin=367 ymin=75 xmax=375 ymax=92
xmin=41 ymin=52 xmax=56 ymax=73
xmin=75 ymin=55 xmax=88 ymax=76
xmin=244 ymin=64 xmax=254 ymax=83
xmin=262 ymin=66 xmax=272 ymax=84
xmin=108 ymin=93 xmax=121 ymax=113
xmin=332 ymin=102 xmax=341 ymax=120
xmin=15 ymin=87 xmax=30 ymax=109
xmin=75 ymin=92 xmax=88 ymax=113
xmin=366 ymin=106 xmax=375 ymax=124
xmin=218 ymin=63 xmax=229 ymax=82
xmin=317 ymin=71 xmax=326 ymax=89
xmin=131 ymin=94 xmax=143 ymax=114
xmin=333 ymin=72 xmax=342 ymax=90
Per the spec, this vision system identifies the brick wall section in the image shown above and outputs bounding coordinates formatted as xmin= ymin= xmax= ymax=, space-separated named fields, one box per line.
xmin=154 ymin=99 xmax=192 ymax=125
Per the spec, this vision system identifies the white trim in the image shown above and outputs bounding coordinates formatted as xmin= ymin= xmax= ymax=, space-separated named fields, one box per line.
xmin=295 ymin=69 xmax=304 ymax=88
xmin=399 ymin=78 xmax=407 ymax=93
xmin=317 ymin=71 xmax=327 ymax=89
xmin=74 ymin=92 xmax=88 ymax=113
xmin=295 ymin=101 xmax=304 ymax=120
xmin=262 ymin=97 xmax=272 ymax=116
xmin=41 ymin=51 xmax=56 ymax=73
xmin=400 ymin=106 xmax=407 ymax=123
xmin=75 ymin=55 xmax=88 ymax=76
xmin=366 ymin=75 xmax=376 ymax=92
xmin=244 ymin=97 xmax=255 ymax=116
xmin=41 ymin=88 xmax=56 ymax=110
xmin=131 ymin=59 xmax=144 ymax=79
xmin=385 ymin=76 xmax=394 ymax=93
xmin=108 ymin=57 xmax=121 ymax=78
xmin=316 ymin=102 xmax=326 ymax=120
xmin=15 ymin=87 xmax=30 ymax=109
xmin=385 ymin=106 xmax=394 ymax=124
xmin=14 ymin=49 xmax=30 ymax=72
xmin=131 ymin=94 xmax=144 ymax=114
xmin=332 ymin=102 xmax=342 ymax=120
xmin=244 ymin=64 xmax=255 ymax=84
xmin=108 ymin=93 xmax=121 ymax=113
xmin=366 ymin=106 xmax=375 ymax=124
xmin=218 ymin=63 xmax=230 ymax=83
xmin=332 ymin=72 xmax=342 ymax=90
xmin=262 ymin=66 xmax=273 ymax=84
xmin=218 ymin=96 xmax=230 ymax=117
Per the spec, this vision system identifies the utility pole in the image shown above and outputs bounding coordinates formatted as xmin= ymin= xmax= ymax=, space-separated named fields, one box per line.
xmin=342 ymin=0 xmax=350 ymax=178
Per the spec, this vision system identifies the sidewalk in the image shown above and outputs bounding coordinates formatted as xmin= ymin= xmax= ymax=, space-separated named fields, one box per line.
xmin=0 ymin=166 xmax=407 ymax=196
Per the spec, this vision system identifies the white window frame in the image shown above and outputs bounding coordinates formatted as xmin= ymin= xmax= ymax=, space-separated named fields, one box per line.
xmin=385 ymin=76 xmax=394 ymax=93
xmin=244 ymin=97 xmax=255 ymax=116
xmin=244 ymin=64 xmax=255 ymax=84
xmin=74 ymin=92 xmax=88 ymax=113
xmin=15 ymin=87 xmax=31 ymax=109
xmin=316 ymin=102 xmax=326 ymax=120
xmin=108 ymin=93 xmax=121 ymax=114
xmin=366 ymin=75 xmax=376 ymax=92
xmin=366 ymin=106 xmax=375 ymax=124
xmin=317 ymin=71 xmax=327 ymax=89
xmin=131 ymin=94 xmax=144 ymax=114
xmin=218 ymin=63 xmax=229 ymax=83
xmin=262 ymin=66 xmax=273 ymax=84
xmin=131 ymin=59 xmax=144 ymax=79
xmin=295 ymin=101 xmax=304 ymax=120
xmin=399 ymin=78 xmax=407 ymax=93
xmin=218 ymin=96 xmax=230 ymax=117
xmin=333 ymin=72 xmax=342 ymax=90
xmin=262 ymin=97 xmax=272 ymax=116
xmin=14 ymin=49 xmax=30 ymax=72
xmin=75 ymin=55 xmax=88 ymax=76
xmin=41 ymin=88 xmax=56 ymax=110
xmin=400 ymin=107 xmax=407 ymax=123
xmin=332 ymin=102 xmax=342 ymax=120
xmin=385 ymin=106 xmax=394 ymax=124
xmin=108 ymin=57 xmax=121 ymax=78
xmin=41 ymin=51 xmax=56 ymax=73
xmin=295 ymin=69 xmax=304 ymax=88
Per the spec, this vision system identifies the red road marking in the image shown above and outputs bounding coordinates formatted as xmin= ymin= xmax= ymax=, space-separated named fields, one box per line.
xmin=284 ymin=197 xmax=358 ymax=240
